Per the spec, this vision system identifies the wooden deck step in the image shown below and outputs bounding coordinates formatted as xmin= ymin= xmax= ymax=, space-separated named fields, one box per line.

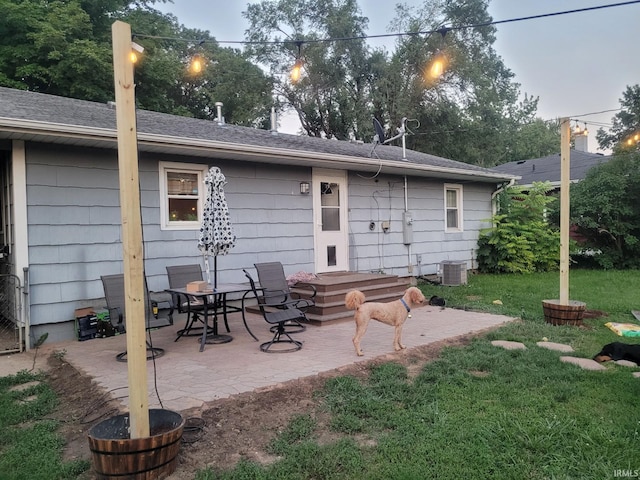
xmin=294 ymin=272 xmax=411 ymax=325
xmin=245 ymin=272 xmax=412 ymax=325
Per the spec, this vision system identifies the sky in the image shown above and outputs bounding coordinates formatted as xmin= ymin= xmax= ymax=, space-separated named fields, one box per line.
xmin=155 ymin=0 xmax=640 ymax=154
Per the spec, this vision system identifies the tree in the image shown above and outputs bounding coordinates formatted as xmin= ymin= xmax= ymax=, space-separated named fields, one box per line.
xmin=570 ymin=151 xmax=640 ymax=269
xmin=0 ymin=0 xmax=274 ymax=127
xmin=596 ymin=85 xmax=640 ymax=152
xmin=243 ymin=0 xmax=559 ymax=164
xmin=0 ymin=0 xmax=114 ymax=101
xmin=388 ymin=1 xmax=558 ymax=166
xmin=244 ymin=0 xmax=377 ymax=140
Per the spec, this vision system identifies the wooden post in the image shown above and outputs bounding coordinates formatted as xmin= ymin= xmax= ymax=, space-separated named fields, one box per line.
xmin=559 ymin=118 xmax=570 ymax=305
xmin=111 ymin=20 xmax=150 ymax=438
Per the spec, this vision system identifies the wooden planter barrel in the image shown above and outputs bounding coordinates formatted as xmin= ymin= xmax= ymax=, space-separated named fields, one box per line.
xmin=542 ymin=299 xmax=587 ymax=326
xmin=87 ymin=409 xmax=184 ymax=480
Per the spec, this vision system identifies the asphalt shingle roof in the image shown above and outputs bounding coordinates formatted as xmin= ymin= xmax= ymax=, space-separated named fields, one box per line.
xmin=0 ymin=87 xmax=513 ymax=182
xmin=492 ymin=150 xmax=611 ymax=185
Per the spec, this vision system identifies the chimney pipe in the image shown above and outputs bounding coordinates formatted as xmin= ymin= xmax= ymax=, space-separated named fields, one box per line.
xmin=574 ymin=131 xmax=589 ymax=152
xmin=215 ymin=102 xmax=224 ymax=125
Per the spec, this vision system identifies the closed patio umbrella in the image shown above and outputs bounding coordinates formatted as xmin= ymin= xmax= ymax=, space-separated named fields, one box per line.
xmin=198 ymin=166 xmax=236 ymax=289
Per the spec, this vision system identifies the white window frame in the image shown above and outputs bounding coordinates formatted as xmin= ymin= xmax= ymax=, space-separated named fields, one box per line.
xmin=159 ymin=161 xmax=208 ymax=231
xmin=444 ymin=183 xmax=463 ymax=232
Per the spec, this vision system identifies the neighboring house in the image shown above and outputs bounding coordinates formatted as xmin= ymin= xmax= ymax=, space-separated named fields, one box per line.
xmin=492 ymin=149 xmax=611 ymax=189
xmin=492 ymin=148 xmax=612 ymax=245
xmin=0 ymin=87 xmax=514 ymax=345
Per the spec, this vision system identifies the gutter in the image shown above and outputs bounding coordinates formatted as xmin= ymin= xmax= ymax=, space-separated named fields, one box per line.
xmin=0 ymin=117 xmax=516 ymax=183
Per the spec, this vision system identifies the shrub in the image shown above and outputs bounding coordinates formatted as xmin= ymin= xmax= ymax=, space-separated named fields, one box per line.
xmin=477 ymin=182 xmax=560 ymax=273
xmin=570 ymin=152 xmax=640 ymax=268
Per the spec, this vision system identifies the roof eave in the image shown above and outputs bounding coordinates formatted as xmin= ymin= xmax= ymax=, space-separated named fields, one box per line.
xmin=0 ymin=117 xmax=515 ymax=183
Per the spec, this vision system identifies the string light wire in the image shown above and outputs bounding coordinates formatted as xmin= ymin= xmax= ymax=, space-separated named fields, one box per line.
xmin=132 ymin=1 xmax=640 ymax=47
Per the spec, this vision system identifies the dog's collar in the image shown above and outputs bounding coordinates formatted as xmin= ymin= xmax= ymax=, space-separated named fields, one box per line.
xmin=400 ymin=298 xmax=411 ymax=313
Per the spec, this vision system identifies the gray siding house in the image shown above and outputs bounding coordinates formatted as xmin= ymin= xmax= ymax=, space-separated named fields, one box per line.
xmin=0 ymin=87 xmax=514 ymax=345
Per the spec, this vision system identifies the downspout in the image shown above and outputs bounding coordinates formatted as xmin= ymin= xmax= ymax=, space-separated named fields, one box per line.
xmin=405 ymin=175 xmax=411 ymax=275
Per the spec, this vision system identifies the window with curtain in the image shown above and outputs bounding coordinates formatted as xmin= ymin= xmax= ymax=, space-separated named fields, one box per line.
xmin=445 ymin=184 xmax=463 ymax=231
xmin=159 ymin=162 xmax=208 ymax=230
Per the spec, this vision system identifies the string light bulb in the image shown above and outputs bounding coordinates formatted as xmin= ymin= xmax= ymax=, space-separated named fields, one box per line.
xmin=190 ymin=54 xmax=204 ymax=74
xmin=424 ymin=26 xmax=450 ymax=83
xmin=290 ymin=58 xmax=303 ymax=83
xmin=427 ymin=51 xmax=447 ymax=80
xmin=290 ymin=41 xmax=304 ymax=83
xmin=130 ymin=41 xmax=144 ymax=64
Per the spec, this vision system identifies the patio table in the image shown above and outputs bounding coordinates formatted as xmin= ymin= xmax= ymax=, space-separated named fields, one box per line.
xmin=166 ymin=283 xmax=259 ymax=351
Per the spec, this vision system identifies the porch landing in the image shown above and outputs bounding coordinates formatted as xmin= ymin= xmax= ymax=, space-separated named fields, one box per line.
xmin=291 ymin=272 xmax=411 ymax=325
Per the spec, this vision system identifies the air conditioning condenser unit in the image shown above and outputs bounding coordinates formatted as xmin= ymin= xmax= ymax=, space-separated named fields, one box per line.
xmin=440 ymin=261 xmax=467 ymax=286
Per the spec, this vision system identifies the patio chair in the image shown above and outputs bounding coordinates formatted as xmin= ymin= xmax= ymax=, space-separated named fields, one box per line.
xmin=166 ymin=264 xmax=227 ymax=341
xmin=101 ymin=274 xmax=173 ymax=362
xmin=254 ymin=262 xmax=316 ymax=334
xmin=243 ymin=269 xmax=304 ymax=353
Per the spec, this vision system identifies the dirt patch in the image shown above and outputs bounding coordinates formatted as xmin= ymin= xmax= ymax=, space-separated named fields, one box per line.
xmin=46 ymin=334 xmax=478 ymax=478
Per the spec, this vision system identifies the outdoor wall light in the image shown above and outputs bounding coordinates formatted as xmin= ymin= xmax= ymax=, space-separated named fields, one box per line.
xmin=300 ymin=181 xmax=310 ymax=194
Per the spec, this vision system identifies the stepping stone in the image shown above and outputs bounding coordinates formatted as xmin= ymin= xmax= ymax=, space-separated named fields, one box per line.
xmin=9 ymin=381 xmax=41 ymax=392
xmin=633 ymin=372 xmax=640 ymax=378
xmin=615 ymin=360 xmax=639 ymax=368
xmin=537 ymin=341 xmax=574 ymax=353
xmin=560 ymin=356 xmax=606 ymax=371
xmin=491 ymin=340 xmax=526 ymax=350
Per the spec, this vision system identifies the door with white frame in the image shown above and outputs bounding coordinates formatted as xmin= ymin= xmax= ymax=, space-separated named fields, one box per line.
xmin=313 ymin=169 xmax=348 ymax=272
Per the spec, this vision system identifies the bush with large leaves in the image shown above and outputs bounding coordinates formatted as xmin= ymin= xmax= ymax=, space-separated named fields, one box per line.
xmin=477 ymin=182 xmax=560 ymax=273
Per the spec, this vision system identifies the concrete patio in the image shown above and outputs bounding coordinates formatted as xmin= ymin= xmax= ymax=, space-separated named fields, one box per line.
xmin=19 ymin=305 xmax=514 ymax=413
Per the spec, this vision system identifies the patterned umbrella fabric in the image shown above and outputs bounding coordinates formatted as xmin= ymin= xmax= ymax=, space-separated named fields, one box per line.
xmin=198 ymin=166 xmax=236 ymax=287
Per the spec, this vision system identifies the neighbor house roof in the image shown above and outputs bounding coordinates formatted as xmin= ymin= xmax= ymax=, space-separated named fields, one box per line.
xmin=492 ymin=150 xmax=611 ymax=187
xmin=0 ymin=87 xmax=514 ymax=184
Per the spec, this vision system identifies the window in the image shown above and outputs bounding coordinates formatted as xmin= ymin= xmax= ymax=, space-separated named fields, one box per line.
xmin=159 ymin=162 xmax=208 ymax=230
xmin=320 ymin=182 xmax=340 ymax=231
xmin=444 ymin=184 xmax=463 ymax=231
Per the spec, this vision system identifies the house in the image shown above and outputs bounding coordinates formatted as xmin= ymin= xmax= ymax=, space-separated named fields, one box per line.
xmin=492 ymin=149 xmax=611 ymax=189
xmin=0 ymin=87 xmax=515 ymax=346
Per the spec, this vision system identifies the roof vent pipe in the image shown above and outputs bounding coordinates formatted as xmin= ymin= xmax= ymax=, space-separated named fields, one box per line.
xmin=215 ymin=102 xmax=224 ymax=125
xmin=270 ymin=107 xmax=278 ymax=135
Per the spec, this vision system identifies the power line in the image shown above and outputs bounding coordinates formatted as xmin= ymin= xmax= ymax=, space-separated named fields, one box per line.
xmin=569 ymin=108 xmax=622 ymax=118
xmin=133 ymin=1 xmax=640 ymax=46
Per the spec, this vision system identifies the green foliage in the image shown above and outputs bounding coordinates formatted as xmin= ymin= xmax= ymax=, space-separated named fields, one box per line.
xmin=0 ymin=370 xmax=90 ymax=479
xmin=570 ymin=151 xmax=640 ymax=268
xmin=244 ymin=0 xmax=559 ymax=163
xmin=596 ymin=84 xmax=640 ymax=152
xmin=267 ymin=413 xmax=316 ymax=455
xmin=0 ymin=0 xmax=274 ymax=127
xmin=245 ymin=0 xmax=375 ymax=140
xmin=477 ymin=182 xmax=561 ymax=273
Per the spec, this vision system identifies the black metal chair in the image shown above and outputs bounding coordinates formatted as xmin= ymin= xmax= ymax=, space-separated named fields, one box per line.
xmin=166 ymin=264 xmax=226 ymax=341
xmin=243 ymin=269 xmax=304 ymax=353
xmin=254 ymin=262 xmax=316 ymax=334
xmin=101 ymin=274 xmax=173 ymax=362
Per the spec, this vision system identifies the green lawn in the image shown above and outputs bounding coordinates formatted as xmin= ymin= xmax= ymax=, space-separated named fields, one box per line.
xmin=198 ymin=269 xmax=640 ymax=480
xmin=2 ymin=270 xmax=639 ymax=479
xmin=0 ymin=370 xmax=89 ymax=479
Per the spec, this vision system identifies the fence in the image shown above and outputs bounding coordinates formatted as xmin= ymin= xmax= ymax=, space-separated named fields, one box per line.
xmin=0 ymin=273 xmax=24 ymax=354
